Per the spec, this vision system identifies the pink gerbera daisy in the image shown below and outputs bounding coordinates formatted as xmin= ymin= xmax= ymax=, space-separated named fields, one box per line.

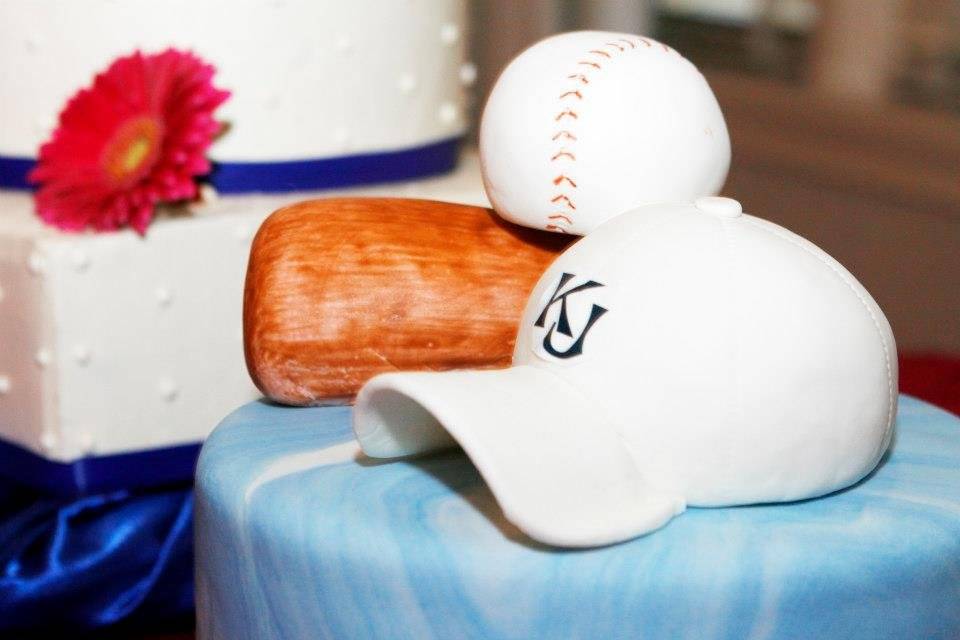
xmin=29 ymin=49 xmax=230 ymax=234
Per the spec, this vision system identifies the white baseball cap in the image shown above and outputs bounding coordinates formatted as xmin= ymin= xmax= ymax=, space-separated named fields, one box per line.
xmin=354 ymin=198 xmax=898 ymax=547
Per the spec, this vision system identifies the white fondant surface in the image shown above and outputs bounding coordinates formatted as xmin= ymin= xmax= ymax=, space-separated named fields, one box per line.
xmin=0 ymin=154 xmax=487 ymax=461
xmin=0 ymin=0 xmax=467 ymax=161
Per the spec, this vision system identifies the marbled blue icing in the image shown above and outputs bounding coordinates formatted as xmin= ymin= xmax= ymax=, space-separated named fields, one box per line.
xmin=195 ymin=396 xmax=960 ymax=639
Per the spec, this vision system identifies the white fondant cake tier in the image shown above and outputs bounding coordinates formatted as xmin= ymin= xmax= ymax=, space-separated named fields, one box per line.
xmin=0 ymin=154 xmax=486 ymax=472
xmin=195 ymin=396 xmax=960 ymax=639
xmin=0 ymin=0 xmax=479 ymax=489
xmin=0 ymin=0 xmax=469 ymax=164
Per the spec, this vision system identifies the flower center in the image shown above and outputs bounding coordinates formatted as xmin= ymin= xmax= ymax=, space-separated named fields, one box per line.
xmin=103 ymin=116 xmax=162 ymax=183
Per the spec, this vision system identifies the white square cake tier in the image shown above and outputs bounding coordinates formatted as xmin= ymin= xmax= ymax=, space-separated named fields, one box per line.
xmin=0 ymin=153 xmax=487 ymax=467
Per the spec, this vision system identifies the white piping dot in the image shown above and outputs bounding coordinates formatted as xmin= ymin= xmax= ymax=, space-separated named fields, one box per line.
xmin=459 ymin=62 xmax=477 ymax=86
xmin=77 ymin=431 xmax=95 ymax=454
xmin=34 ymin=348 xmax=51 ymax=368
xmin=398 ymin=73 xmax=417 ymax=94
xmin=33 ymin=115 xmax=56 ymax=137
xmin=73 ymin=345 xmax=91 ymax=366
xmin=440 ymin=23 xmax=460 ymax=45
xmin=333 ymin=127 xmax=351 ymax=151
xmin=27 ymin=252 xmax=45 ymax=275
xmin=40 ymin=431 xmax=58 ymax=452
xmin=263 ymin=93 xmax=282 ymax=110
xmin=158 ymin=378 xmax=179 ymax=402
xmin=439 ymin=102 xmax=459 ymax=125
xmin=156 ymin=287 xmax=173 ymax=308
xmin=335 ymin=35 xmax=354 ymax=53
xmin=70 ymin=249 xmax=91 ymax=272
xmin=198 ymin=183 xmax=219 ymax=205
xmin=0 ymin=375 xmax=10 ymax=395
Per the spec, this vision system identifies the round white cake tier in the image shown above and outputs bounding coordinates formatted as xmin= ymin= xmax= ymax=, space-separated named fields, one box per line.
xmin=0 ymin=0 xmax=468 ymax=190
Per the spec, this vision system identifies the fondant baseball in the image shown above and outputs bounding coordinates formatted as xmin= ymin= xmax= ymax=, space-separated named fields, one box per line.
xmin=480 ymin=31 xmax=731 ymax=235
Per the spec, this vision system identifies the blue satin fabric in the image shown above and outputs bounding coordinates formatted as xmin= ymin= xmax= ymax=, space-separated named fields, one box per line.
xmin=0 ymin=480 xmax=195 ymax=633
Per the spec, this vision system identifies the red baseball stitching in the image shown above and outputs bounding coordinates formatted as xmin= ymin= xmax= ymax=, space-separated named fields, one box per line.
xmin=545 ymin=35 xmax=676 ymax=232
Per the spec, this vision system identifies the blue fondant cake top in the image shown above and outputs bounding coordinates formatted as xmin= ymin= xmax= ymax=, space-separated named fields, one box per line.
xmin=196 ymin=396 xmax=960 ymax=640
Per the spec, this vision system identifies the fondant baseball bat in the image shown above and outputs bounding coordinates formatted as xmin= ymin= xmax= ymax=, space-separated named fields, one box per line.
xmin=244 ymin=198 xmax=574 ymax=405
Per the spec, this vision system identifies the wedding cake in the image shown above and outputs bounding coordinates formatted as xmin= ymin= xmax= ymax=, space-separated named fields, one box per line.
xmin=0 ymin=0 xmax=483 ymax=494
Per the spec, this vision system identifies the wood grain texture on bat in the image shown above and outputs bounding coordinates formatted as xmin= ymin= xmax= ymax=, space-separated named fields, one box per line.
xmin=244 ymin=198 xmax=574 ymax=406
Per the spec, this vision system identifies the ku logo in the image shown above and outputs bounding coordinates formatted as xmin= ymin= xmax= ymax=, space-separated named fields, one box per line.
xmin=534 ymin=272 xmax=608 ymax=359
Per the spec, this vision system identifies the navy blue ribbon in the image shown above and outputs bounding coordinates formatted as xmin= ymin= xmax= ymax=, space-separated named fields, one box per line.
xmin=0 ymin=157 xmax=33 ymax=190
xmin=0 ymin=137 xmax=460 ymax=194
xmin=0 ymin=437 xmax=200 ymax=498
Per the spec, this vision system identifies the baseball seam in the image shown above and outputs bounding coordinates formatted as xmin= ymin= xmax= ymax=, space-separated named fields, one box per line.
xmin=547 ymin=37 xmax=679 ymax=233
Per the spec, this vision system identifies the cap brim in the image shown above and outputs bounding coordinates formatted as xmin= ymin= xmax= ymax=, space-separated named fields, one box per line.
xmin=354 ymin=366 xmax=684 ymax=547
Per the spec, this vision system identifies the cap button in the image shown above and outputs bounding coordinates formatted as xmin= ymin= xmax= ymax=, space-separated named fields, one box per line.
xmin=695 ymin=196 xmax=742 ymax=219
